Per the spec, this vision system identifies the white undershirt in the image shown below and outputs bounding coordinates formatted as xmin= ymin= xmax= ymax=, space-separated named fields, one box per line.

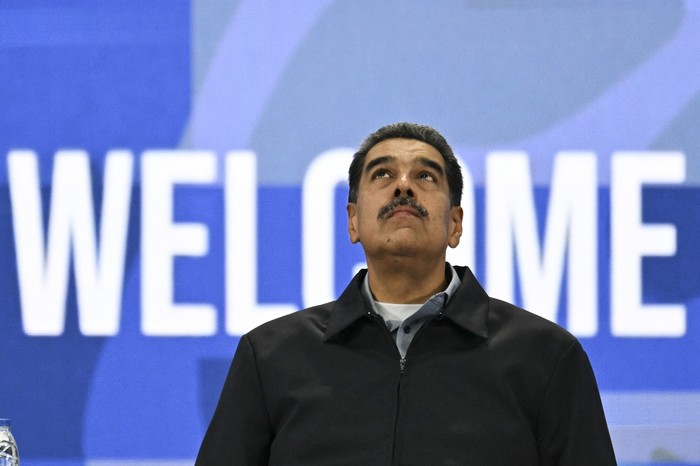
xmin=373 ymin=302 xmax=422 ymax=323
xmin=361 ymin=264 xmax=462 ymax=357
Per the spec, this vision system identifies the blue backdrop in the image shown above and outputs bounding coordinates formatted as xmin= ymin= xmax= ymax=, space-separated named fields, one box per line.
xmin=1 ymin=1 xmax=699 ymax=464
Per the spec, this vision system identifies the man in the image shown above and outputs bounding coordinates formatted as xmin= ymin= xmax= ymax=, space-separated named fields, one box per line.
xmin=196 ymin=122 xmax=617 ymax=465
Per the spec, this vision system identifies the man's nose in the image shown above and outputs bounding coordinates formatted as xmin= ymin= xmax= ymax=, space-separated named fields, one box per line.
xmin=393 ymin=173 xmax=415 ymax=198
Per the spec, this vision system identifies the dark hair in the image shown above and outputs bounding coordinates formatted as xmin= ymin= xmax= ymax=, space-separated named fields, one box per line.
xmin=348 ymin=122 xmax=463 ymax=206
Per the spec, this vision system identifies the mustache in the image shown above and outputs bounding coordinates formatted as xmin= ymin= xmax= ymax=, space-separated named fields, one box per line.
xmin=377 ymin=197 xmax=429 ymax=220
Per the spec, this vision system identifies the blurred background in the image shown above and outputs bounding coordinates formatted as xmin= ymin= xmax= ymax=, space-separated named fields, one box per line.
xmin=1 ymin=0 xmax=699 ymax=464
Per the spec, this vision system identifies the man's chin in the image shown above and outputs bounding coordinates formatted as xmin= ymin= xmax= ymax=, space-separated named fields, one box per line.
xmin=374 ymin=233 xmax=429 ymax=257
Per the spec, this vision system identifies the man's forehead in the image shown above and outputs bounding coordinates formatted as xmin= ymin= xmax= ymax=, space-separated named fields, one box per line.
xmin=364 ymin=138 xmax=444 ymax=165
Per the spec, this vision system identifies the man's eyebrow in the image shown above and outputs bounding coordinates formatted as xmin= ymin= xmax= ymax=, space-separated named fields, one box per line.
xmin=419 ymin=157 xmax=445 ymax=176
xmin=364 ymin=155 xmax=395 ymax=174
xmin=364 ymin=155 xmax=446 ymax=177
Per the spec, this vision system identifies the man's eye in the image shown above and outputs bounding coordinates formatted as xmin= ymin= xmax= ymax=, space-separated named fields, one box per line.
xmin=418 ymin=172 xmax=435 ymax=182
xmin=372 ymin=169 xmax=390 ymax=179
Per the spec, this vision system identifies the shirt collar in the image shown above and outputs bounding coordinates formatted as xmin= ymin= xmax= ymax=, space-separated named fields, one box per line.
xmin=324 ymin=265 xmax=489 ymax=342
xmin=362 ymin=263 xmax=461 ymax=316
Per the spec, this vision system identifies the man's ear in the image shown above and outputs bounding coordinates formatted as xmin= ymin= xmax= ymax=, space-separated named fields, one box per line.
xmin=447 ymin=205 xmax=463 ymax=249
xmin=347 ymin=203 xmax=360 ymax=244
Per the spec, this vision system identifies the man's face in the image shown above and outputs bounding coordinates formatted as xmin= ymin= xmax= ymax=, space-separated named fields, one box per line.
xmin=347 ymin=138 xmax=463 ymax=262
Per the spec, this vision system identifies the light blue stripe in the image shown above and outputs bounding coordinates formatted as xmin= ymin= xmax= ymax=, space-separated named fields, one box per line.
xmin=602 ymin=391 xmax=700 ymax=426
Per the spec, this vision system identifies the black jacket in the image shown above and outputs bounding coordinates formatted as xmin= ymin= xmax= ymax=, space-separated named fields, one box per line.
xmin=197 ymin=266 xmax=616 ymax=465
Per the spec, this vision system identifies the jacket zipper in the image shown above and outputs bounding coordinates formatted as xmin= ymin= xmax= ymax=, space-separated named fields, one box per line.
xmin=392 ymin=357 xmax=406 ymax=465
xmin=370 ymin=312 xmax=437 ymax=465
xmin=391 ymin=316 xmax=438 ymax=465
xmin=368 ymin=313 xmax=405 ymax=465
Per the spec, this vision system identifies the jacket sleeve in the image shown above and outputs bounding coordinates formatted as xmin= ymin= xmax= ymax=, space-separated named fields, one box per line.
xmin=536 ymin=340 xmax=617 ymax=465
xmin=196 ymin=335 xmax=273 ymax=465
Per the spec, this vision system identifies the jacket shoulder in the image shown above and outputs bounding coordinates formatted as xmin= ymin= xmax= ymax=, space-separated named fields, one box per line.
xmin=488 ymin=297 xmax=579 ymax=351
xmin=244 ymin=301 xmax=335 ymax=347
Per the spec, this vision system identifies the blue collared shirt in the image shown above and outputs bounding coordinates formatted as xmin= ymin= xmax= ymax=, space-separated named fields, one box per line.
xmin=362 ymin=264 xmax=462 ymax=358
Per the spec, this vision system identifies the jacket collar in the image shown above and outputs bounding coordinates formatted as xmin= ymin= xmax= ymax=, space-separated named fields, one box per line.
xmin=443 ymin=266 xmax=490 ymax=339
xmin=323 ymin=265 xmax=489 ymax=341
xmin=323 ymin=269 xmax=372 ymax=341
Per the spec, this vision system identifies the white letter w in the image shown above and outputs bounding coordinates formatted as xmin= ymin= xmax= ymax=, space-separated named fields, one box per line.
xmin=8 ymin=150 xmax=133 ymax=336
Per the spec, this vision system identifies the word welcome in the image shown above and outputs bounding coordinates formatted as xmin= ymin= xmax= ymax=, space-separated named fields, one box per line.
xmin=6 ymin=149 xmax=686 ymax=338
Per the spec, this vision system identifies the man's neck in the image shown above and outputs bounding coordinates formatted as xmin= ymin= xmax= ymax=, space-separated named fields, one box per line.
xmin=366 ymin=257 xmax=447 ymax=304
